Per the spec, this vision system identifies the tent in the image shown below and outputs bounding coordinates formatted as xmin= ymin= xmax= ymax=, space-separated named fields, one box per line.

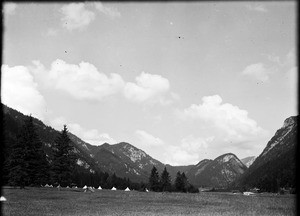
xmin=57 ymin=185 xmax=61 ymax=188
xmin=49 ymin=185 xmax=53 ymax=187
xmin=98 ymin=186 xmax=102 ymax=190
xmin=83 ymin=185 xmax=88 ymax=189
xmin=111 ymin=187 xmax=117 ymax=190
xmin=75 ymin=186 xmax=78 ymax=189
xmin=125 ymin=187 xmax=130 ymax=191
xmin=243 ymin=192 xmax=255 ymax=196
xmin=66 ymin=186 xmax=70 ymax=188
xmin=145 ymin=188 xmax=149 ymax=192
xmin=0 ymin=196 xmax=7 ymax=202
xmin=45 ymin=184 xmax=50 ymax=187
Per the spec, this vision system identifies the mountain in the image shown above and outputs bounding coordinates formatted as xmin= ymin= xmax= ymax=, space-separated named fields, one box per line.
xmin=2 ymin=104 xmax=101 ymax=176
xmin=240 ymin=156 xmax=256 ymax=168
xmin=2 ymin=104 xmax=185 ymax=183
xmin=236 ymin=116 xmax=297 ymax=192
xmin=187 ymin=153 xmax=247 ymax=188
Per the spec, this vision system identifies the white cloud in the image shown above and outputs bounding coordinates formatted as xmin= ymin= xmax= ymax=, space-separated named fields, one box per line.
xmin=246 ymin=3 xmax=268 ymax=13
xmin=242 ymin=63 xmax=271 ymax=82
xmin=31 ymin=59 xmax=125 ymax=101
xmin=164 ymin=135 xmax=214 ymax=165
xmin=60 ymin=3 xmax=95 ymax=31
xmin=50 ymin=117 xmax=116 ymax=145
xmin=124 ymin=72 xmax=170 ymax=104
xmin=94 ymin=2 xmax=121 ymax=19
xmin=30 ymin=60 xmax=175 ymax=105
xmin=3 ymin=3 xmax=17 ymax=16
xmin=135 ymin=130 xmax=164 ymax=147
xmin=164 ymin=146 xmax=199 ymax=166
xmin=1 ymin=64 xmax=47 ymax=120
xmin=179 ymin=95 xmax=268 ymax=143
xmin=45 ymin=28 xmax=58 ymax=36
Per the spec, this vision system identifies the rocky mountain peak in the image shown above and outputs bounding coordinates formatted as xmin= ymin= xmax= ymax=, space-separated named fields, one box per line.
xmin=216 ymin=153 xmax=238 ymax=164
xmin=282 ymin=116 xmax=297 ymax=129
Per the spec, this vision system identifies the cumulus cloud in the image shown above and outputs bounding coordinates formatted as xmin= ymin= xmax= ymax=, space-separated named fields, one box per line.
xmin=50 ymin=117 xmax=116 ymax=145
xmin=31 ymin=59 xmax=125 ymax=101
xmin=1 ymin=64 xmax=47 ymax=120
xmin=179 ymin=95 xmax=267 ymax=143
xmin=3 ymin=3 xmax=17 ymax=16
xmin=94 ymin=2 xmax=121 ymax=18
xmin=124 ymin=72 xmax=170 ymax=104
xmin=60 ymin=3 xmax=95 ymax=30
xmin=242 ymin=63 xmax=271 ymax=82
xmin=135 ymin=130 xmax=164 ymax=147
xmin=246 ymin=3 xmax=268 ymax=13
xmin=164 ymin=135 xmax=214 ymax=165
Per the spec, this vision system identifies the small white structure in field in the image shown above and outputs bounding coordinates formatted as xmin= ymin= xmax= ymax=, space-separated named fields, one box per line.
xmin=49 ymin=185 xmax=53 ymax=187
xmin=243 ymin=192 xmax=255 ymax=196
xmin=111 ymin=187 xmax=117 ymax=191
xmin=66 ymin=186 xmax=70 ymax=188
xmin=98 ymin=186 xmax=102 ymax=190
xmin=57 ymin=185 xmax=61 ymax=188
xmin=45 ymin=184 xmax=50 ymax=187
xmin=83 ymin=185 xmax=88 ymax=189
xmin=0 ymin=196 xmax=7 ymax=201
xmin=75 ymin=186 xmax=78 ymax=188
xmin=145 ymin=188 xmax=149 ymax=192
xmin=125 ymin=187 xmax=130 ymax=191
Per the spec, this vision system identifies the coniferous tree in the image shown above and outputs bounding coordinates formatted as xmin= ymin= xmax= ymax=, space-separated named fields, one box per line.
xmin=175 ymin=171 xmax=183 ymax=192
xmin=149 ymin=166 xmax=160 ymax=191
xmin=8 ymin=116 xmax=49 ymax=187
xmin=7 ymin=133 xmax=28 ymax=188
xmin=51 ymin=125 xmax=75 ymax=187
xmin=160 ymin=167 xmax=171 ymax=192
xmin=181 ymin=172 xmax=188 ymax=192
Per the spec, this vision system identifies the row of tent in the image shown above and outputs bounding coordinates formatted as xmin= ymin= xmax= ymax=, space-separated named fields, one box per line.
xmin=43 ymin=184 xmax=150 ymax=192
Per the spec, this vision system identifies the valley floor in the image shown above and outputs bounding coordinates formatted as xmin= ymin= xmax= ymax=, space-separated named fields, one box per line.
xmin=1 ymin=186 xmax=296 ymax=216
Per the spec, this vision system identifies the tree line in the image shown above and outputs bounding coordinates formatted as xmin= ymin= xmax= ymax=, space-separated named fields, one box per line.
xmin=148 ymin=166 xmax=199 ymax=193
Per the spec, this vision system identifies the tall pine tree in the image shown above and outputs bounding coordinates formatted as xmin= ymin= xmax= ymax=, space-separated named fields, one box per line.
xmin=51 ymin=125 xmax=75 ymax=187
xmin=8 ymin=115 xmax=49 ymax=187
xmin=160 ymin=167 xmax=171 ymax=192
xmin=149 ymin=166 xmax=160 ymax=192
xmin=8 ymin=133 xmax=28 ymax=188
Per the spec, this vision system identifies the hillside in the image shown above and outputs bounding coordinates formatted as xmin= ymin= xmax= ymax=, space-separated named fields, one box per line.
xmin=236 ymin=116 xmax=297 ymax=192
xmin=187 ymin=153 xmax=247 ymax=187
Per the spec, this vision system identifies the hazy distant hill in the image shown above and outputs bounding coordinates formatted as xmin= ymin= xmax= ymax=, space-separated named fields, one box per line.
xmin=240 ymin=156 xmax=256 ymax=168
xmin=236 ymin=116 xmax=297 ymax=192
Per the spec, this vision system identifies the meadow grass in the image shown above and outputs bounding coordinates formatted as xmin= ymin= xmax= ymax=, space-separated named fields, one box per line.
xmin=1 ymin=186 xmax=296 ymax=216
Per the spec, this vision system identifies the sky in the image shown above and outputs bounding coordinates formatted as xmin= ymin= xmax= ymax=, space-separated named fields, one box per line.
xmin=1 ymin=2 xmax=297 ymax=166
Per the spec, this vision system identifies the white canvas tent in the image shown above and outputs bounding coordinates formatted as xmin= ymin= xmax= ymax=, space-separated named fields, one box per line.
xmin=98 ymin=186 xmax=102 ymax=190
xmin=83 ymin=185 xmax=88 ymax=189
xmin=0 ymin=196 xmax=7 ymax=201
xmin=111 ymin=187 xmax=117 ymax=190
xmin=125 ymin=187 xmax=130 ymax=191
xmin=243 ymin=192 xmax=255 ymax=196
xmin=45 ymin=184 xmax=50 ymax=187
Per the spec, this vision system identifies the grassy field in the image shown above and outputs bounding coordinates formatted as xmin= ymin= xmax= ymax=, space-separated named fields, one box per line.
xmin=1 ymin=186 xmax=296 ymax=216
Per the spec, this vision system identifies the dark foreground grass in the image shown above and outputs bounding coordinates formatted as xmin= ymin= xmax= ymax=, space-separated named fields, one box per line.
xmin=1 ymin=186 xmax=296 ymax=216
